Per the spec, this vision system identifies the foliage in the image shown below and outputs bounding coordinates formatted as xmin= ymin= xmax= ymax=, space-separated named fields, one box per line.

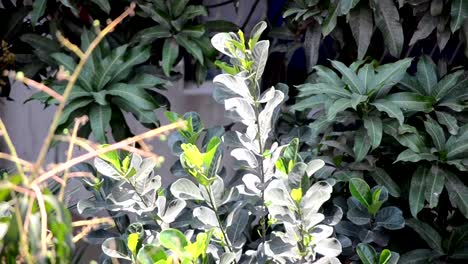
xmin=28 ymin=28 xmax=169 ymax=142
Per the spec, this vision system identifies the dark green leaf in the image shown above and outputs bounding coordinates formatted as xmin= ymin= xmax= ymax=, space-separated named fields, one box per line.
xmin=331 ymin=60 xmax=366 ymax=94
xmin=374 ymin=0 xmax=404 ymax=57
xmin=370 ymin=168 xmax=400 ymax=198
xmin=363 ymin=115 xmax=382 ymax=150
xmin=162 ymin=38 xmax=179 ymax=76
xmin=132 ymin=26 xmax=172 ymax=45
xmin=406 ymin=219 xmax=443 ymax=251
xmin=435 ymin=111 xmax=459 ymax=135
xmin=327 ymin=98 xmax=352 ymax=120
xmin=349 ymin=6 xmax=373 ymax=60
xmin=371 ymin=99 xmax=404 ymax=125
xmin=31 ymin=0 xmax=47 ymax=26
xmin=353 ymin=128 xmax=371 ymax=162
xmin=417 ymin=56 xmax=438 ymax=96
xmin=425 ymin=165 xmax=445 ymax=208
xmin=450 ymin=0 xmax=468 ymax=32
xmin=89 ymin=104 xmax=111 ymax=143
xmin=107 ymin=83 xmax=158 ymax=110
xmin=91 ymin=0 xmax=110 ymax=13
xmin=445 ymin=171 xmax=468 ymax=218
xmin=174 ymin=34 xmax=204 ymax=64
xmin=386 ymin=92 xmax=434 ymax=112
xmin=356 ymin=243 xmax=378 ymax=264
xmin=322 ymin=1 xmax=340 ymax=36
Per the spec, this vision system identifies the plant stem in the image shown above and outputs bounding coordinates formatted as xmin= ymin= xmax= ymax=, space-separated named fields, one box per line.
xmin=204 ymin=185 xmax=234 ymax=254
xmin=253 ymin=98 xmax=267 ymax=250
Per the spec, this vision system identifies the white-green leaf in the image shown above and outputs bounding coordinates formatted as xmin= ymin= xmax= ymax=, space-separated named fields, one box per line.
xmin=170 ymin=178 xmax=204 ymax=200
xmin=363 ymin=115 xmax=382 ymax=150
xmin=409 ymin=166 xmax=428 ymax=218
xmin=253 ymin=40 xmax=270 ymax=80
xmin=425 ymin=165 xmax=445 ymax=209
xmin=193 ymin=206 xmax=218 ymax=228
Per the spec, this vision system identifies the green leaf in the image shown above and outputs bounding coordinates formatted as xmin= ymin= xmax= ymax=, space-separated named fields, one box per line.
xmin=425 ymin=165 xmax=445 ymax=208
xmin=356 ymin=243 xmax=378 ymax=264
xmin=89 ymin=104 xmax=111 ymax=143
xmin=137 ymin=245 xmax=167 ymax=264
xmin=363 ymin=115 xmax=382 ymax=150
xmin=445 ymin=171 xmax=468 ymax=218
xmin=174 ymin=34 xmax=204 ymax=64
xmin=399 ymin=249 xmax=442 ymax=264
xmin=371 ymin=58 xmax=412 ymax=98
xmin=31 ymin=0 xmax=47 ymax=26
xmin=349 ymin=5 xmax=373 ymax=60
xmin=358 ymin=64 xmax=375 ymax=93
xmin=58 ymin=98 xmax=94 ymax=126
xmin=406 ymin=219 xmax=443 ymax=252
xmin=416 ymin=56 xmax=438 ymax=96
xmin=434 ymin=70 xmax=464 ymax=99
xmin=450 ymin=0 xmax=468 ymax=32
xmin=371 ymin=99 xmax=404 ymax=125
xmin=93 ymin=45 xmax=128 ymax=89
xmin=330 ymin=60 xmax=366 ymax=94
xmin=424 ymin=117 xmax=446 ymax=151
xmin=352 ymin=128 xmax=371 ymax=162
xmin=370 ymin=168 xmax=401 ymax=198
xmin=132 ymin=26 xmax=172 ymax=45
xmin=296 ymin=83 xmax=351 ymax=98
xmin=51 ymin=53 xmax=92 ymax=91
xmin=395 ymin=149 xmax=437 ymax=163
xmin=162 ymin=38 xmax=180 ymax=76
xmin=349 ymin=178 xmax=372 ymax=209
xmin=322 ymin=1 xmax=340 ymax=36
xmin=435 ymin=111 xmax=459 ymax=135
xmin=127 ymin=233 xmax=140 ymax=257
xmin=374 ymin=0 xmax=404 ymax=57
xmin=181 ymin=25 xmax=206 ymax=38
xmin=112 ymin=45 xmax=152 ymax=83
xmin=313 ymin=65 xmax=344 ymax=87
xmin=379 ymin=249 xmax=392 ymax=264
xmin=171 ymin=0 xmax=189 ymax=17
xmin=107 ymin=83 xmax=158 ymax=110
xmin=160 ymin=229 xmax=188 ymax=254
xmin=350 ymin=93 xmax=368 ymax=109
xmin=327 ymin=98 xmax=352 ymax=120
xmin=409 ymin=166 xmax=428 ymax=218
xmin=91 ymin=0 xmax=110 ymax=13
xmin=386 ymin=92 xmax=434 ymax=112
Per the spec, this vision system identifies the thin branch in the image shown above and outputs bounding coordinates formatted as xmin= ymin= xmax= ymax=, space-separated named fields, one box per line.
xmin=31 ymin=184 xmax=48 ymax=257
xmin=72 ymin=217 xmax=114 ymax=227
xmin=59 ymin=116 xmax=86 ymax=201
xmin=33 ymin=121 xmax=184 ymax=185
xmin=7 ymin=71 xmax=65 ymax=103
xmin=0 ymin=119 xmax=25 ymax=179
xmin=34 ymin=2 xmax=137 ymax=174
